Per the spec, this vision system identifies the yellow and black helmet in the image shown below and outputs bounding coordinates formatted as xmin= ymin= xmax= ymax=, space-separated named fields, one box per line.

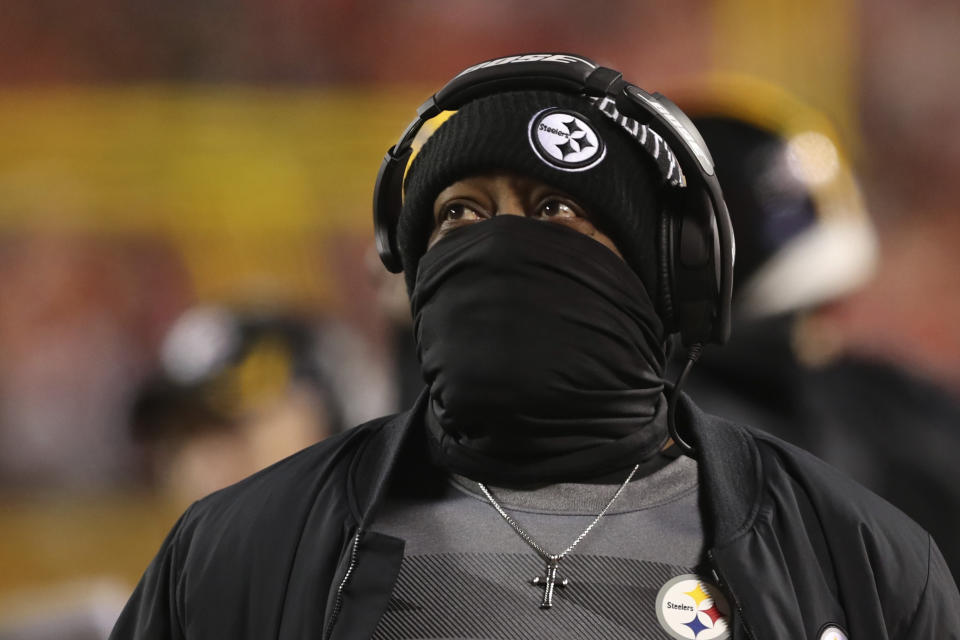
xmin=673 ymin=74 xmax=877 ymax=319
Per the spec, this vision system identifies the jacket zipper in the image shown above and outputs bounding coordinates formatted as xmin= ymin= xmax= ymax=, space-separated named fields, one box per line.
xmin=324 ymin=529 xmax=362 ymax=640
xmin=707 ymin=550 xmax=758 ymax=640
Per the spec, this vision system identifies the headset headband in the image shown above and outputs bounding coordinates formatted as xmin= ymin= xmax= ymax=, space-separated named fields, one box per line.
xmin=373 ymin=53 xmax=734 ymax=344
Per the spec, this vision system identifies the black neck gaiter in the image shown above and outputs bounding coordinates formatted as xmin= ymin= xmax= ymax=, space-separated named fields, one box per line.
xmin=411 ymin=215 xmax=669 ymax=485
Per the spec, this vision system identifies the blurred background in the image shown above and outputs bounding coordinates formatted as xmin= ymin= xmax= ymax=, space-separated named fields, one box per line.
xmin=1 ymin=0 xmax=959 ymax=636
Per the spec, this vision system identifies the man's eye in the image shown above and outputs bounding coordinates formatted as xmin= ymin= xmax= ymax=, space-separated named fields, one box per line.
xmin=538 ymin=199 xmax=579 ymax=219
xmin=440 ymin=203 xmax=483 ymax=223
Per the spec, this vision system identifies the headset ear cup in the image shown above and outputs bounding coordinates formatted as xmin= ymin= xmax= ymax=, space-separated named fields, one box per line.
xmin=373 ymin=150 xmax=410 ymax=273
xmin=658 ymin=206 xmax=677 ymax=334
xmin=673 ymin=186 xmax=721 ymax=345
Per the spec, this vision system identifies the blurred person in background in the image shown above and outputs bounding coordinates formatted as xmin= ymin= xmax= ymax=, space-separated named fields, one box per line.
xmin=130 ymin=305 xmax=348 ymax=507
xmin=112 ymin=54 xmax=959 ymax=639
xmin=0 ymin=304 xmax=353 ymax=640
xmin=671 ymin=76 xmax=960 ymax=579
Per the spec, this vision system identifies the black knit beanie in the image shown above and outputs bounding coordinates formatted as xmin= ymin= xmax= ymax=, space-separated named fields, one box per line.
xmin=398 ymin=90 xmax=678 ymax=294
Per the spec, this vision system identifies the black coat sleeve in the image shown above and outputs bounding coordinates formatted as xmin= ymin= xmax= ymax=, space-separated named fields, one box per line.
xmin=898 ymin=535 xmax=960 ymax=638
xmin=109 ymin=505 xmax=194 ymax=640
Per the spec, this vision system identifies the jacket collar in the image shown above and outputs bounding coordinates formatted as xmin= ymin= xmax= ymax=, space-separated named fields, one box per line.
xmin=675 ymin=392 xmax=763 ymax=547
xmin=348 ymin=389 xmax=762 ymax=546
xmin=348 ymin=389 xmax=433 ymax=527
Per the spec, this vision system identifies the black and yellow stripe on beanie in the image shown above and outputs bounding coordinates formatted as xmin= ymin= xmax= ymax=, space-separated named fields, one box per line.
xmin=397 ymin=90 xmax=668 ymax=296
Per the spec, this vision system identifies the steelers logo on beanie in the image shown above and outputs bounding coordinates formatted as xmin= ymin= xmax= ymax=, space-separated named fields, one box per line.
xmin=529 ymin=108 xmax=607 ymax=170
xmin=397 ymin=90 xmax=681 ymax=295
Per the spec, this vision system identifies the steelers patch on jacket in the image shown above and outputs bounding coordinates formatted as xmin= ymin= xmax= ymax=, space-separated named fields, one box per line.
xmin=529 ymin=108 xmax=606 ymax=171
xmin=819 ymin=624 xmax=848 ymax=640
xmin=655 ymin=574 xmax=730 ymax=639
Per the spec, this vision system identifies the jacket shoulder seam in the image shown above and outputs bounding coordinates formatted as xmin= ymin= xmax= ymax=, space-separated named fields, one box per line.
xmin=725 ymin=425 xmax=765 ymax=543
xmin=173 ymin=501 xmax=200 ymax=633
xmin=899 ymin=533 xmax=933 ymax=637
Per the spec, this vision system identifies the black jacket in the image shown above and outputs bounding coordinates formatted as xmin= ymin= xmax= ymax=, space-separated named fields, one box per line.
xmin=111 ymin=394 xmax=960 ymax=639
xmin=678 ymin=314 xmax=960 ymax=581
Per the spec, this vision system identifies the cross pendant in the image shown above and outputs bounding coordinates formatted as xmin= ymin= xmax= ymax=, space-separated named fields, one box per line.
xmin=531 ymin=557 xmax=569 ymax=609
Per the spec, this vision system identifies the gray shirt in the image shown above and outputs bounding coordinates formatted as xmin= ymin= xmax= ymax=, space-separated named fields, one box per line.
xmin=369 ymin=456 xmax=718 ymax=639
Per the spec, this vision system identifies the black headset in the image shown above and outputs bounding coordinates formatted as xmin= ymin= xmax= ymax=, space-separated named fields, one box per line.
xmin=373 ymin=53 xmax=734 ymax=346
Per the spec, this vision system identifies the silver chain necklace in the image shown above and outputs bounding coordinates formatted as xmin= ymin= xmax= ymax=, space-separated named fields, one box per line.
xmin=477 ymin=463 xmax=640 ymax=609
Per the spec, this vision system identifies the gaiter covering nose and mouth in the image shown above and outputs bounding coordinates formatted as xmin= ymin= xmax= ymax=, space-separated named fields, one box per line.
xmin=411 ymin=215 xmax=669 ymax=484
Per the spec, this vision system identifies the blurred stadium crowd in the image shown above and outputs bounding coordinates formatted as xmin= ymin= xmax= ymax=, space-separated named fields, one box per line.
xmin=0 ymin=0 xmax=959 ymax=637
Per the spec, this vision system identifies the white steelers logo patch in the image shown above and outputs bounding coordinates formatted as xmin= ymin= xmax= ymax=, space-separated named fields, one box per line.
xmin=528 ymin=108 xmax=606 ymax=171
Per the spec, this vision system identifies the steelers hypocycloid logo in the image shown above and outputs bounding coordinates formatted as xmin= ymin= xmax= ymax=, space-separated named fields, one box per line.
xmin=655 ymin=574 xmax=730 ymax=639
xmin=528 ymin=108 xmax=606 ymax=171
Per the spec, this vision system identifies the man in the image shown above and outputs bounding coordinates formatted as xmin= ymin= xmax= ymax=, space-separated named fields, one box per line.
xmin=111 ymin=54 xmax=960 ymax=640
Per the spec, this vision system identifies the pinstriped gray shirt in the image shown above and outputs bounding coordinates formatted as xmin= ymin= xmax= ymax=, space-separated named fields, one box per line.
xmin=369 ymin=456 xmax=706 ymax=639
